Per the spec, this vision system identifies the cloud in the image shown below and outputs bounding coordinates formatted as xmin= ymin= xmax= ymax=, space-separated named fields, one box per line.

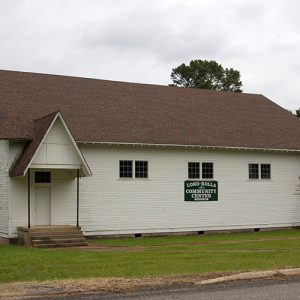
xmin=0 ymin=0 xmax=299 ymax=110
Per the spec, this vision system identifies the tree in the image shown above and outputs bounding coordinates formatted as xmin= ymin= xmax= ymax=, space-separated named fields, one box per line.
xmin=295 ymin=108 xmax=300 ymax=117
xmin=170 ymin=59 xmax=243 ymax=92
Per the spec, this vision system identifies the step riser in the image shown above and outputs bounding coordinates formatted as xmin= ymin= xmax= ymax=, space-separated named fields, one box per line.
xmin=32 ymin=239 xmax=87 ymax=248
xmin=30 ymin=233 xmax=83 ymax=238
xmin=30 ymin=230 xmax=82 ymax=233
xmin=33 ymin=239 xmax=87 ymax=244
xmin=31 ymin=236 xmax=84 ymax=241
xmin=34 ymin=242 xmax=88 ymax=248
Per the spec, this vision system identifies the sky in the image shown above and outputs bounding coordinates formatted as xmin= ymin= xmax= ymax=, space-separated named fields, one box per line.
xmin=0 ymin=0 xmax=300 ymax=110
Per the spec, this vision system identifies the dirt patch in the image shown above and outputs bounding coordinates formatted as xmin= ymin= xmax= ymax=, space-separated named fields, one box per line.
xmin=0 ymin=273 xmax=232 ymax=299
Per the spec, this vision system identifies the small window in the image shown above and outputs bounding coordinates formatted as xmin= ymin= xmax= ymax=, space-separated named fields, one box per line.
xmin=119 ymin=160 xmax=133 ymax=178
xmin=249 ymin=164 xmax=259 ymax=179
xmin=261 ymin=164 xmax=271 ymax=179
xmin=188 ymin=162 xmax=200 ymax=179
xmin=135 ymin=161 xmax=148 ymax=178
xmin=35 ymin=171 xmax=51 ymax=183
xmin=202 ymin=162 xmax=213 ymax=179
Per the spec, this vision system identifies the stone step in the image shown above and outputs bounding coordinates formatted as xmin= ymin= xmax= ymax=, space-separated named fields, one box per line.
xmin=28 ymin=226 xmax=81 ymax=232
xmin=18 ymin=225 xmax=88 ymax=248
xmin=32 ymin=237 xmax=87 ymax=245
xmin=33 ymin=241 xmax=88 ymax=248
xmin=30 ymin=232 xmax=83 ymax=238
xmin=32 ymin=236 xmax=88 ymax=248
xmin=28 ymin=226 xmax=87 ymax=248
xmin=32 ymin=239 xmax=86 ymax=247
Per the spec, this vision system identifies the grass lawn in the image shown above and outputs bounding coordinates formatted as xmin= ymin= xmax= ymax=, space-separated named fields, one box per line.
xmin=1 ymin=229 xmax=300 ymax=284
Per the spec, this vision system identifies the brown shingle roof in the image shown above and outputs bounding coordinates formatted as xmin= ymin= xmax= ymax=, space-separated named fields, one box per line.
xmin=9 ymin=111 xmax=58 ymax=177
xmin=1 ymin=69 xmax=300 ymax=150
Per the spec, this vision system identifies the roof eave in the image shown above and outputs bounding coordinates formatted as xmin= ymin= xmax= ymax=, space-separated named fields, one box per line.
xmin=76 ymin=141 xmax=300 ymax=153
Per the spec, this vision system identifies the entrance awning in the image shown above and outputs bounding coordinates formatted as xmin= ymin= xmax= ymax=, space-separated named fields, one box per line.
xmin=10 ymin=111 xmax=92 ymax=177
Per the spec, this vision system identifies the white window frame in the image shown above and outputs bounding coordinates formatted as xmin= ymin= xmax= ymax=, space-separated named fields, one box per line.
xmin=187 ymin=162 xmax=214 ymax=180
xmin=119 ymin=160 xmax=133 ymax=179
xmin=248 ymin=163 xmax=271 ymax=180
xmin=118 ymin=160 xmax=149 ymax=180
xmin=202 ymin=162 xmax=214 ymax=179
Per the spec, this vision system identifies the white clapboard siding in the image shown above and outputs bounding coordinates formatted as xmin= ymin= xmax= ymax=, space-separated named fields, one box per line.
xmin=8 ymin=141 xmax=27 ymax=237
xmin=78 ymin=145 xmax=300 ymax=236
xmin=0 ymin=140 xmax=9 ymax=237
xmin=9 ymin=141 xmax=26 ymax=167
xmin=8 ymin=144 xmax=300 ymax=237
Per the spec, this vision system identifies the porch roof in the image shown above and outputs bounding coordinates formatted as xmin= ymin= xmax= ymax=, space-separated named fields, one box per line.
xmin=10 ymin=111 xmax=91 ymax=177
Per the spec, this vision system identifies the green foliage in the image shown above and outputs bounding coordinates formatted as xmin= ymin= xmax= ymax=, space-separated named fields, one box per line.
xmin=295 ymin=108 xmax=300 ymax=117
xmin=170 ymin=59 xmax=243 ymax=92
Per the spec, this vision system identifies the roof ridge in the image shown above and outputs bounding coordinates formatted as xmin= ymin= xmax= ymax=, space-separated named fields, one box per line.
xmin=0 ymin=69 xmax=262 ymax=97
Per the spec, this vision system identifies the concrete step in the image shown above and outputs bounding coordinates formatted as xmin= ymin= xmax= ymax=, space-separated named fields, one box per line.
xmin=33 ymin=241 xmax=88 ymax=248
xmin=33 ymin=237 xmax=87 ymax=244
xmin=32 ymin=237 xmax=87 ymax=245
xmin=28 ymin=226 xmax=81 ymax=232
xmin=28 ymin=226 xmax=88 ymax=248
xmin=30 ymin=232 xmax=83 ymax=238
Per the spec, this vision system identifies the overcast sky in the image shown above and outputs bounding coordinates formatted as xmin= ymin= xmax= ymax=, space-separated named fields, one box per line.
xmin=0 ymin=0 xmax=299 ymax=110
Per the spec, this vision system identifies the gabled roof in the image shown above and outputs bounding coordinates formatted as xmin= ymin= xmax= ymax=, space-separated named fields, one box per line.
xmin=10 ymin=111 xmax=91 ymax=177
xmin=1 ymin=69 xmax=300 ymax=151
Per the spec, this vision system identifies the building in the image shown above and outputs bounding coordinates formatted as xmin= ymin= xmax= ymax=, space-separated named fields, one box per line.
xmin=1 ymin=70 xmax=300 ymax=243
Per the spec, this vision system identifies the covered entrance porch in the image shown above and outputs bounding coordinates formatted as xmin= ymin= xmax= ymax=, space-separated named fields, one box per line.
xmin=25 ymin=168 xmax=82 ymax=229
xmin=17 ymin=168 xmax=88 ymax=247
xmin=9 ymin=112 xmax=92 ymax=247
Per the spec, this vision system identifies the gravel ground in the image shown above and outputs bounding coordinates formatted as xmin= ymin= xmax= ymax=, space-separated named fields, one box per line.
xmin=0 ymin=273 xmax=230 ymax=299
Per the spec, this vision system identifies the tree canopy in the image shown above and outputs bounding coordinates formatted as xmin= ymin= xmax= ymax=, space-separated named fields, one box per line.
xmin=170 ymin=59 xmax=243 ymax=92
xmin=295 ymin=108 xmax=300 ymax=117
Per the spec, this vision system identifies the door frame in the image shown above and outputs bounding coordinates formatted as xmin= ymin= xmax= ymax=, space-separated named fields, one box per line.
xmin=33 ymin=171 xmax=52 ymax=226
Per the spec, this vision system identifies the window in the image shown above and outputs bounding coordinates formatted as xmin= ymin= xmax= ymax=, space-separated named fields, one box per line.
xmin=202 ymin=162 xmax=213 ymax=179
xmin=188 ymin=162 xmax=214 ymax=179
xmin=35 ymin=171 xmax=51 ymax=183
xmin=135 ymin=161 xmax=148 ymax=178
xmin=119 ymin=160 xmax=133 ymax=178
xmin=188 ymin=162 xmax=200 ymax=179
xmin=249 ymin=164 xmax=259 ymax=179
xmin=248 ymin=163 xmax=271 ymax=180
xmin=119 ymin=160 xmax=148 ymax=179
xmin=261 ymin=164 xmax=271 ymax=179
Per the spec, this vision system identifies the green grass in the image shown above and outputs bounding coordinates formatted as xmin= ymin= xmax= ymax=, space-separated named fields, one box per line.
xmin=150 ymin=239 xmax=300 ymax=251
xmin=1 ymin=229 xmax=300 ymax=284
xmin=89 ymin=229 xmax=300 ymax=246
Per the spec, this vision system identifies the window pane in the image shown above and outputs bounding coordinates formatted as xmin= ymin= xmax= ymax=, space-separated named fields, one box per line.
xmin=261 ymin=164 xmax=271 ymax=179
xmin=202 ymin=162 xmax=213 ymax=179
xmin=188 ymin=162 xmax=200 ymax=179
xmin=249 ymin=164 xmax=259 ymax=179
xmin=35 ymin=171 xmax=51 ymax=183
xmin=135 ymin=161 xmax=148 ymax=178
xmin=119 ymin=160 xmax=133 ymax=178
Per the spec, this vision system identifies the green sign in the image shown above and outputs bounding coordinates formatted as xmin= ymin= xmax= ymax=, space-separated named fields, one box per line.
xmin=184 ymin=181 xmax=218 ymax=201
